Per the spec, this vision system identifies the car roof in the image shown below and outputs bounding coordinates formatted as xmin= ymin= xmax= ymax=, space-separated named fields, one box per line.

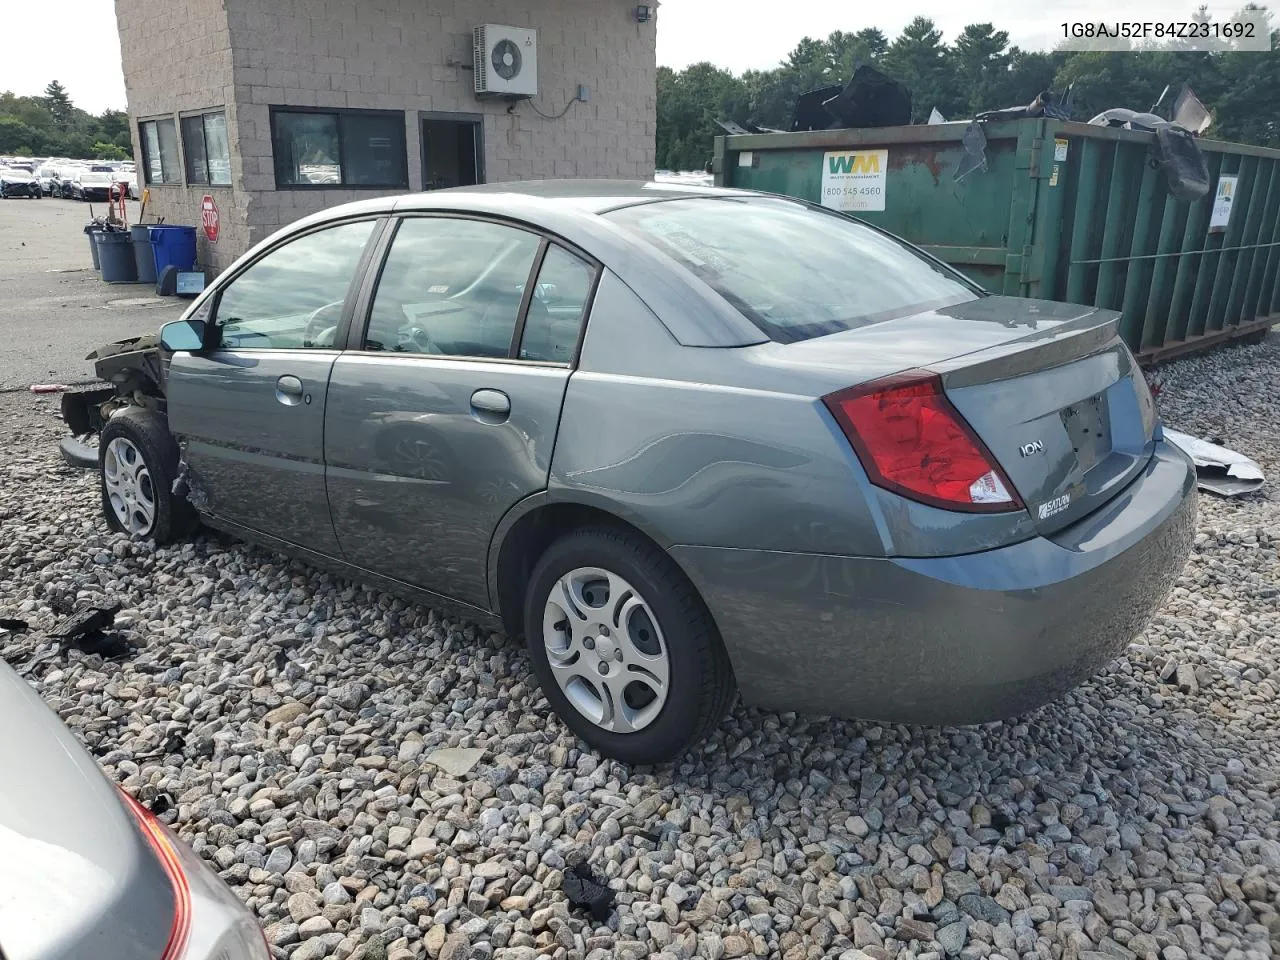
xmin=418 ymin=178 xmax=746 ymax=213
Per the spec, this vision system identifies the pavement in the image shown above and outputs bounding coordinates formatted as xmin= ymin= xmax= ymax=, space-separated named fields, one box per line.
xmin=0 ymin=196 xmax=185 ymax=391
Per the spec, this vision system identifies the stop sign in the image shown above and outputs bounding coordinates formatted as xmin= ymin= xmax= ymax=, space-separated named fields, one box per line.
xmin=200 ymin=194 xmax=219 ymax=244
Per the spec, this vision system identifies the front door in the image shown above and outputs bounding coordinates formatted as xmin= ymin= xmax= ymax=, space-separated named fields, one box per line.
xmin=166 ymin=218 xmax=380 ymax=554
xmin=325 ymin=216 xmax=598 ymax=607
xmin=420 ymin=114 xmax=482 ymax=191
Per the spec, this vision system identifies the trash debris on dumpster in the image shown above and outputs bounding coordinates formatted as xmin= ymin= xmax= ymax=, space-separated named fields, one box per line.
xmin=976 ymin=86 xmax=1074 ymax=122
xmin=824 ymin=64 xmax=912 ymax=130
xmin=1089 ymin=84 xmax=1211 ymax=200
xmin=790 ymin=65 xmax=912 ymax=132
xmin=954 ymin=121 xmax=989 ymax=182
xmin=1165 ymin=429 xmax=1265 ymax=496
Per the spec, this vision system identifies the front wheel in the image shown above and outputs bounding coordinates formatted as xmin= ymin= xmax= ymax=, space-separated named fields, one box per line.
xmin=522 ymin=527 xmax=736 ymax=764
xmin=99 ymin=408 xmax=197 ymax=544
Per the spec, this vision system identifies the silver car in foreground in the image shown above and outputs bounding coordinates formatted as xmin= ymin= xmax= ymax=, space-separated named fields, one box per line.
xmin=69 ymin=181 xmax=1196 ymax=763
xmin=0 ymin=661 xmax=269 ymax=959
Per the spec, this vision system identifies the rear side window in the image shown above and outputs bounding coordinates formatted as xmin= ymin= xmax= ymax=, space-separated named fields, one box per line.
xmin=606 ymin=197 xmax=979 ymax=344
xmin=520 ymin=245 xmax=595 ymax=363
xmin=364 ymin=217 xmax=541 ymax=358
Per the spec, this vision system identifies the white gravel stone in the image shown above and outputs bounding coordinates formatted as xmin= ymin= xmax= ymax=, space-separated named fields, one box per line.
xmin=3 ymin=337 xmax=1280 ymax=960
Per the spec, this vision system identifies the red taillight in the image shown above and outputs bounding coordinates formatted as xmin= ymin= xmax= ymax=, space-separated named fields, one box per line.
xmin=119 ymin=789 xmax=192 ymax=960
xmin=824 ymin=372 xmax=1023 ymax=513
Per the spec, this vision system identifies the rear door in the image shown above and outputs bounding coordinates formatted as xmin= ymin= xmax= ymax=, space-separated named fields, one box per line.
xmin=325 ymin=215 xmax=597 ymax=607
xmin=166 ymin=218 xmax=382 ymax=554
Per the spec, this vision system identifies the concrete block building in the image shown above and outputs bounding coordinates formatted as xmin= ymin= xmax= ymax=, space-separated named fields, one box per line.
xmin=114 ymin=0 xmax=658 ymax=272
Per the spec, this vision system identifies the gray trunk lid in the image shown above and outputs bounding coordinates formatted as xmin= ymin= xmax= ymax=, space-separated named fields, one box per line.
xmin=931 ymin=301 xmax=1156 ymax=534
xmin=761 ymin=295 xmax=1156 ymax=533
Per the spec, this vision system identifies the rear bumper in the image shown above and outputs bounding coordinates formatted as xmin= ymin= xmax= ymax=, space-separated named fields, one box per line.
xmin=673 ymin=441 xmax=1197 ymax=724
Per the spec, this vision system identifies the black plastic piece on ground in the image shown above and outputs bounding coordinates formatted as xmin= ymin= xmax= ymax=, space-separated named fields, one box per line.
xmin=562 ymin=858 xmax=616 ymax=923
xmin=50 ymin=602 xmax=121 ymax=642
xmin=59 ymin=436 xmax=99 ymax=470
xmin=0 ymin=618 xmax=28 ymax=632
xmin=156 ymin=264 xmax=179 ymax=296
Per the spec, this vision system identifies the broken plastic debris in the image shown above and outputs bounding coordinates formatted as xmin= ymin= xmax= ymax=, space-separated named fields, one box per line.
xmin=424 ymin=747 xmax=485 ymax=777
xmin=562 ymin=856 xmax=616 ymax=922
xmin=50 ymin=602 xmax=121 ymax=642
xmin=1164 ymin=429 xmax=1265 ymax=497
xmin=0 ymin=618 xmax=29 ymax=632
xmin=954 ymin=121 xmax=989 ymax=182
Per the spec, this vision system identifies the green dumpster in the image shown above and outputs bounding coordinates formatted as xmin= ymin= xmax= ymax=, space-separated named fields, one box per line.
xmin=715 ymin=118 xmax=1280 ymax=362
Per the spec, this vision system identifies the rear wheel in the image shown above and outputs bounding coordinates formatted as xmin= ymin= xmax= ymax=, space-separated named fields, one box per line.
xmin=522 ymin=527 xmax=735 ymax=764
xmin=99 ymin=409 xmax=197 ymax=544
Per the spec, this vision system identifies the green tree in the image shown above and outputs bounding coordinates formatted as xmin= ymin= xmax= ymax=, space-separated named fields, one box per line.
xmin=950 ymin=24 xmax=1011 ymax=115
xmin=883 ymin=17 xmax=959 ymax=121
xmin=43 ymin=80 xmax=72 ymax=127
xmin=91 ymin=141 xmax=129 ymax=160
xmin=0 ymin=116 xmax=43 ymax=154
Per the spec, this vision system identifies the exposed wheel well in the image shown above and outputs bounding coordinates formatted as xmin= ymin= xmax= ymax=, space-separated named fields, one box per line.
xmin=494 ymin=503 xmax=671 ymax=639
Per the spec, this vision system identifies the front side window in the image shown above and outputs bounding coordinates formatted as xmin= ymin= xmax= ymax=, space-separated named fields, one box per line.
xmin=182 ymin=110 xmax=231 ymax=186
xmin=606 ymin=197 xmax=981 ymax=344
xmin=519 ymin=245 xmax=596 ymax=363
xmin=139 ymin=118 xmax=181 ymax=185
xmin=271 ymin=109 xmax=407 ymax=188
xmin=364 ymin=218 xmax=541 ymax=358
xmin=213 ymin=220 xmax=377 ymax=350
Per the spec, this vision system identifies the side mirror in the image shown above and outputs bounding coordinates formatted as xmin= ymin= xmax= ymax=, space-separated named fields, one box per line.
xmin=160 ymin=318 xmax=208 ymax=353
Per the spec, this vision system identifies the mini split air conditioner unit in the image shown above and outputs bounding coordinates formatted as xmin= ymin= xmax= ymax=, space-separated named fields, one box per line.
xmin=474 ymin=24 xmax=539 ymax=99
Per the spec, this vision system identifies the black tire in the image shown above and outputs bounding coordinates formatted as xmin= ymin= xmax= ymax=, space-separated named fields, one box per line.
xmin=98 ymin=408 xmax=197 ymax=544
xmin=522 ymin=526 xmax=736 ymax=764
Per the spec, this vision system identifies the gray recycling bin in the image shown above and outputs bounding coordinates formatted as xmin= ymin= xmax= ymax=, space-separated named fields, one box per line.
xmin=95 ymin=231 xmax=139 ymax=283
xmin=131 ymin=224 xmax=157 ymax=284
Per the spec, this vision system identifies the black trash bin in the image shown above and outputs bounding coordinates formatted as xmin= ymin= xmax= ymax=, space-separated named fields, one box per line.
xmin=95 ymin=230 xmax=139 ymax=283
xmin=84 ymin=224 xmax=103 ymax=271
xmin=130 ymin=224 xmax=157 ymax=284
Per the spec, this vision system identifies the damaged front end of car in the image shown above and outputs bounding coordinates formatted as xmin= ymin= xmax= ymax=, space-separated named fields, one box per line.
xmin=59 ymin=334 xmax=168 ymax=469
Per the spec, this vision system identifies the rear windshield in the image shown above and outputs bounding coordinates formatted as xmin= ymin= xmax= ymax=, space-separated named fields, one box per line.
xmin=606 ymin=196 xmax=980 ymax=344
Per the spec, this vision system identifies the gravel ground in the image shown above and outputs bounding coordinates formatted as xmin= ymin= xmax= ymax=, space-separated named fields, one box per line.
xmin=1 ymin=335 xmax=1279 ymax=960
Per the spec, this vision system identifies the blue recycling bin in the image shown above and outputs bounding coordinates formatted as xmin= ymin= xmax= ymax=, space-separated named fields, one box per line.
xmin=148 ymin=225 xmax=198 ymax=281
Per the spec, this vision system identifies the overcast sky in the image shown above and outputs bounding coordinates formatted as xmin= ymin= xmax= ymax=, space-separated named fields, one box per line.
xmin=0 ymin=0 xmax=1260 ymax=115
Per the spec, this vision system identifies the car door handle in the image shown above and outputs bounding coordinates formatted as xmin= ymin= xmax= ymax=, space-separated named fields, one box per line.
xmin=470 ymin=388 xmax=510 ymax=418
xmin=275 ymin=375 xmax=305 ymax=406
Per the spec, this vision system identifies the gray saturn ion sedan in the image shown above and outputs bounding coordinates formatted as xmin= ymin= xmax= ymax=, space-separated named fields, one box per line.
xmin=72 ymin=181 xmax=1197 ymax=764
xmin=0 ymin=661 xmax=269 ymax=959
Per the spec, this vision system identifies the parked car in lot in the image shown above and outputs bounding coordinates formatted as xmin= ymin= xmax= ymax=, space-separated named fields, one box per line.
xmin=35 ymin=163 xmax=61 ymax=195
xmin=0 ymin=166 xmax=41 ymax=198
xmin=69 ymin=165 xmax=118 ymax=201
xmin=0 ymin=660 xmax=270 ymax=959
xmin=64 ymin=181 xmax=1197 ymax=763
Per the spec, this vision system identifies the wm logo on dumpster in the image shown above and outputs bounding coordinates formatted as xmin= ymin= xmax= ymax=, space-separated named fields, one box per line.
xmin=827 ymin=153 xmax=882 ymax=175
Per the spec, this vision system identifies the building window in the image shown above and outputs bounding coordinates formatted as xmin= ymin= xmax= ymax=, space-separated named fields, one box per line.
xmin=271 ymin=108 xmax=408 ymax=189
xmin=181 ymin=110 xmax=232 ymax=186
xmin=139 ymin=118 xmax=181 ymax=185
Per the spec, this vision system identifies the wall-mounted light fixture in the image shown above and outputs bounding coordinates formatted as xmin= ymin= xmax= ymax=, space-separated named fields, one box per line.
xmin=634 ymin=5 xmax=654 ymax=23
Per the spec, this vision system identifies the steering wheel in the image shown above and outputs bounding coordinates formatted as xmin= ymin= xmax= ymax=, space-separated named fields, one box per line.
xmin=397 ymin=325 xmax=438 ymax=354
xmin=303 ymin=300 xmax=345 ymax=348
